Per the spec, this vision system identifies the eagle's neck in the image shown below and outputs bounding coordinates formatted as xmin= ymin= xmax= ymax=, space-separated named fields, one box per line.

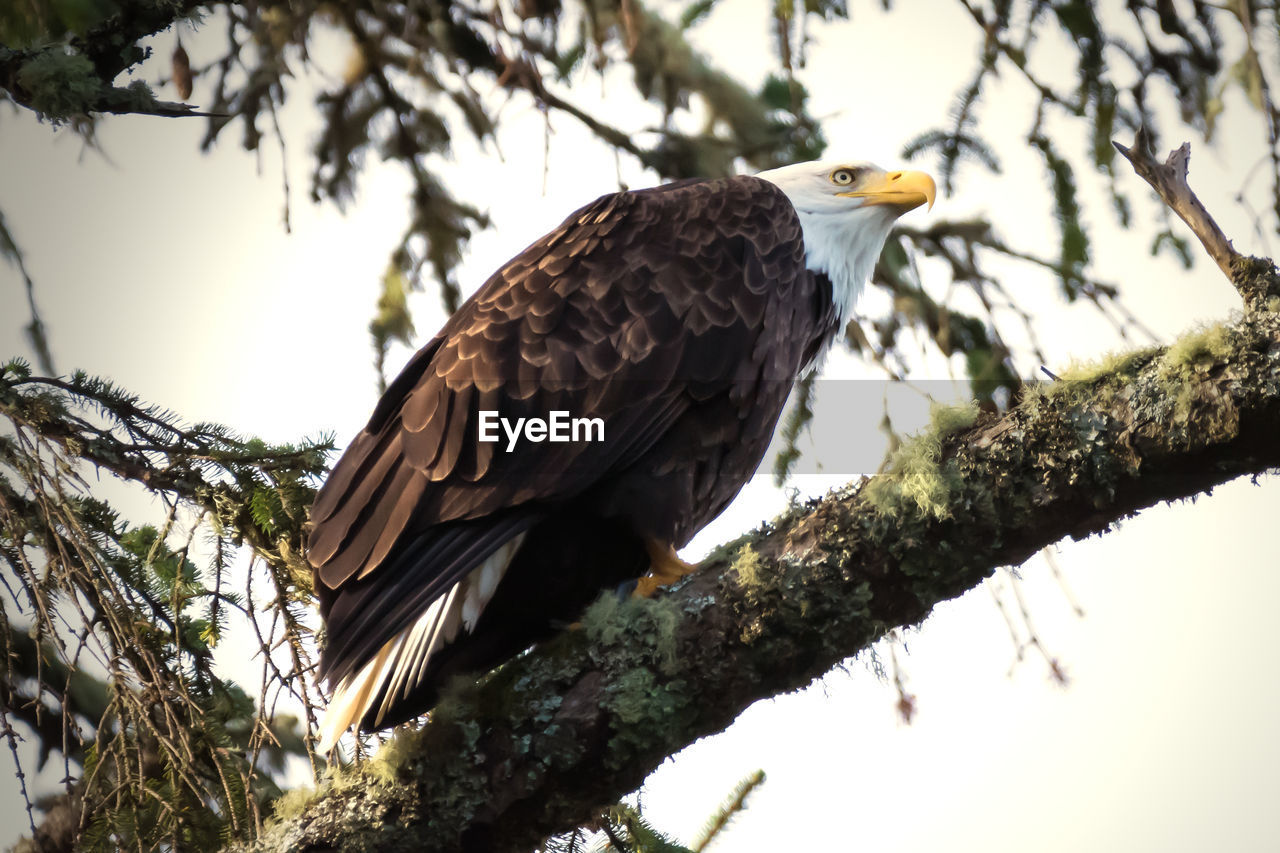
xmin=789 ymin=204 xmax=900 ymax=334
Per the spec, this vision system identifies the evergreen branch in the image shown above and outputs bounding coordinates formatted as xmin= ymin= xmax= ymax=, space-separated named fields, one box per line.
xmin=0 ymin=630 xmax=110 ymax=766
xmin=1031 ymin=134 xmax=1091 ymax=300
xmin=0 ymin=368 xmax=331 ymax=569
xmin=238 ymin=264 xmax=1280 ymax=853
xmin=1 ymin=363 xmax=330 ymax=849
xmin=690 ymin=770 xmax=764 ymax=852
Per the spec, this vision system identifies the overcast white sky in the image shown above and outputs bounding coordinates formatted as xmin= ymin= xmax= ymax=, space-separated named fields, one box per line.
xmin=1 ymin=1 xmax=1278 ymax=850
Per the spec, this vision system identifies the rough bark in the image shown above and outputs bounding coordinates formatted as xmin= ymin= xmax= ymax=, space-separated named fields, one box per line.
xmin=239 ymin=259 xmax=1280 ymax=853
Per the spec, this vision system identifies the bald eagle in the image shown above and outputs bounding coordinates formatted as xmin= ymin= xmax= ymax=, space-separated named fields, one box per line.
xmin=308 ymin=160 xmax=935 ymax=750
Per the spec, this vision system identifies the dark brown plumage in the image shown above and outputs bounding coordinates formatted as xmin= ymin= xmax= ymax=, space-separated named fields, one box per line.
xmin=306 ymin=161 xmax=936 ymax=749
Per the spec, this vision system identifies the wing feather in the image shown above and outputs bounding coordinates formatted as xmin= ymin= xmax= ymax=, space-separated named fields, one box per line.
xmin=401 ymin=373 xmax=448 ymax=433
xmin=308 ymin=432 xmax=404 ymax=570
xmin=365 ymin=469 xmax=427 ymax=577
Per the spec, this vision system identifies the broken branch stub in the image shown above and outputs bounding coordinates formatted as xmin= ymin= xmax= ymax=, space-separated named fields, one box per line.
xmin=1113 ymin=130 xmax=1241 ymax=286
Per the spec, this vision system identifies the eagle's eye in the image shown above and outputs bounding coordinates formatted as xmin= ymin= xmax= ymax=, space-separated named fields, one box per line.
xmin=831 ymin=168 xmax=859 ymax=186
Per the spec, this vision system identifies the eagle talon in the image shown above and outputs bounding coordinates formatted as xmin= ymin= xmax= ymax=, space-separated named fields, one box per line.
xmin=632 ymin=540 xmax=698 ymax=599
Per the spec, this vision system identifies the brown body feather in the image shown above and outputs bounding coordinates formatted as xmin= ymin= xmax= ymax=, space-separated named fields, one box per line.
xmin=308 ymin=175 xmax=837 ymax=733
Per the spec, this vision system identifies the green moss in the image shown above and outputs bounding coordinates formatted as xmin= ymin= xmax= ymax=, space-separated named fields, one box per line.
xmin=1231 ymin=255 xmax=1280 ymax=311
xmin=270 ymin=785 xmax=320 ymax=822
xmin=607 ymin=669 xmax=663 ymax=725
xmin=582 ymin=591 xmax=624 ymax=640
xmin=863 ymin=401 xmax=978 ymax=519
xmin=573 ymin=586 xmax=708 ymax=769
xmin=1024 ymin=346 xmax=1163 ymax=413
xmin=368 ymin=726 xmax=432 ymax=785
xmin=731 ymin=544 xmax=763 ymax=591
xmin=583 ymin=592 xmax=680 ymax=673
xmin=929 ymin=400 xmax=981 ymax=435
xmin=100 ymin=78 xmax=161 ymax=113
xmin=1058 ymin=347 xmax=1160 ymax=384
xmin=1160 ymin=323 xmax=1234 ymax=378
xmin=1154 ymin=323 xmax=1242 ymax=434
xmin=1026 ymin=320 xmax=1249 ymax=464
xmin=602 ymin=667 xmax=694 ymax=766
xmin=16 ymin=49 xmax=103 ymax=122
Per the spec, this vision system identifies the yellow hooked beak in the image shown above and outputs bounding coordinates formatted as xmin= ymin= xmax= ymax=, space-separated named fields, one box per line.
xmin=838 ymin=170 xmax=936 ymax=212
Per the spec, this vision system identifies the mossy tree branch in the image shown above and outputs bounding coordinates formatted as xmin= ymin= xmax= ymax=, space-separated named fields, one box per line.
xmin=241 ymin=263 xmax=1280 ymax=853
xmin=0 ymin=0 xmax=211 ymax=120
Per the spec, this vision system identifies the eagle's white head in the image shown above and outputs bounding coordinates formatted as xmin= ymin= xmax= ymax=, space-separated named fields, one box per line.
xmin=756 ymin=159 xmax=936 ymax=330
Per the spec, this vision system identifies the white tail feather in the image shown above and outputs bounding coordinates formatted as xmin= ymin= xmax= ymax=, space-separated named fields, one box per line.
xmin=315 ymin=532 xmax=527 ymax=753
xmin=376 ymin=583 xmax=459 ymax=724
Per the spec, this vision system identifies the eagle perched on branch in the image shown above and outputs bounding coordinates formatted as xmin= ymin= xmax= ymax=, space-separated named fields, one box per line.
xmin=307 ymin=161 xmax=935 ymax=750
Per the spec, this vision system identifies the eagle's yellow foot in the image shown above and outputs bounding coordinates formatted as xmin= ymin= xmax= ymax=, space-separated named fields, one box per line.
xmin=633 ymin=540 xmax=698 ymax=598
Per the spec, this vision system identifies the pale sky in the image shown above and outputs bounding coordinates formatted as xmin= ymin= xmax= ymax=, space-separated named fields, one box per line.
xmin=1 ymin=1 xmax=1278 ymax=850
